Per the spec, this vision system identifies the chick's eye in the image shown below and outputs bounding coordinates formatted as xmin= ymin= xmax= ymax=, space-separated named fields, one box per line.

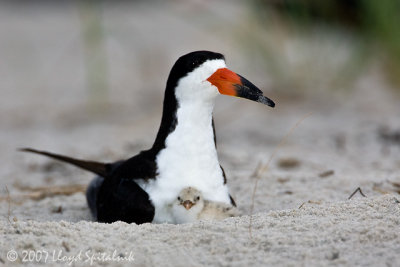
xmin=196 ymin=196 xmax=200 ymax=201
xmin=177 ymin=196 xmax=181 ymax=201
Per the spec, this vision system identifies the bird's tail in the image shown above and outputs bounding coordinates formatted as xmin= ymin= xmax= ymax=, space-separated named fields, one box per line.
xmin=19 ymin=148 xmax=110 ymax=178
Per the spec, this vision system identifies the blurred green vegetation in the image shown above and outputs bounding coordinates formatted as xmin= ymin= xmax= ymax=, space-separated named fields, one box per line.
xmin=363 ymin=0 xmax=400 ymax=85
xmin=249 ymin=0 xmax=400 ymax=92
xmin=78 ymin=0 xmax=109 ymax=108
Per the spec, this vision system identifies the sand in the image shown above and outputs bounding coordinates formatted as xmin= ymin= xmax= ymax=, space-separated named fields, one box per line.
xmin=1 ymin=195 xmax=399 ymax=266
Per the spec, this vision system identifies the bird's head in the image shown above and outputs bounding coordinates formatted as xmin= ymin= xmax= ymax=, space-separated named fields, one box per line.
xmin=176 ymin=187 xmax=204 ymax=210
xmin=171 ymin=187 xmax=205 ymax=224
xmin=167 ymin=51 xmax=275 ymax=107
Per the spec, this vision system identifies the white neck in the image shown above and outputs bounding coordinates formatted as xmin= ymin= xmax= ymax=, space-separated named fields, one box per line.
xmin=173 ymin=97 xmax=216 ymax=152
xmin=157 ymin=97 xmax=221 ymax=187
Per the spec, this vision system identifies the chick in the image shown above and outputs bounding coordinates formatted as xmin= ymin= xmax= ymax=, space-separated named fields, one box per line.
xmin=170 ymin=187 xmax=240 ymax=224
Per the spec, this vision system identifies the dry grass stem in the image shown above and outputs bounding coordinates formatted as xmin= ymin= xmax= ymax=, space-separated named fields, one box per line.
xmin=348 ymin=187 xmax=367 ymax=200
xmin=248 ymin=113 xmax=311 ymax=238
xmin=0 ymin=184 xmax=87 ymax=202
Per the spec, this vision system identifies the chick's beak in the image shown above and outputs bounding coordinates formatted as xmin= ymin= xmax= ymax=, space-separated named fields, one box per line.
xmin=207 ymin=68 xmax=275 ymax=107
xmin=182 ymin=200 xmax=194 ymax=210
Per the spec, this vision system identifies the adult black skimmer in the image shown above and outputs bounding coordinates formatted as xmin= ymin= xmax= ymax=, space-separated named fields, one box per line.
xmin=21 ymin=51 xmax=275 ymax=224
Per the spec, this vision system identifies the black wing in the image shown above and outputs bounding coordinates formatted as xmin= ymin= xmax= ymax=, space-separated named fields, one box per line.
xmin=96 ymin=151 xmax=157 ymax=223
xmin=20 ymin=147 xmax=157 ymax=223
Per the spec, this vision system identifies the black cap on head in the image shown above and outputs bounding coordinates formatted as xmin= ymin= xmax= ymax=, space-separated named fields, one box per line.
xmin=167 ymin=51 xmax=225 ymax=87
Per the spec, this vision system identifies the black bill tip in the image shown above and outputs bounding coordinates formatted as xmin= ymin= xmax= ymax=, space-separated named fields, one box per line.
xmin=257 ymin=96 xmax=275 ymax=107
xmin=237 ymin=75 xmax=275 ymax=108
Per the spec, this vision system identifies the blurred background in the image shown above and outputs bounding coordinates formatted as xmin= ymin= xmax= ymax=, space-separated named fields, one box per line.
xmin=1 ymin=0 xmax=400 ymax=216
xmin=2 ymin=0 xmax=399 ymax=121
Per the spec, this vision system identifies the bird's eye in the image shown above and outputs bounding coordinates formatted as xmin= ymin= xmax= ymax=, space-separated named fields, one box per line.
xmin=196 ymin=196 xmax=200 ymax=201
xmin=177 ymin=196 xmax=181 ymax=201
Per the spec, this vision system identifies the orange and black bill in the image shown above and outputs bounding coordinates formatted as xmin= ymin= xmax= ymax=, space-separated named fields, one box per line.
xmin=207 ymin=68 xmax=275 ymax=107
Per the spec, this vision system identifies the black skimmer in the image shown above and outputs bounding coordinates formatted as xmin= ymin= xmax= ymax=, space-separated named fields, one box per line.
xmin=170 ymin=187 xmax=240 ymax=224
xmin=21 ymin=50 xmax=275 ymax=224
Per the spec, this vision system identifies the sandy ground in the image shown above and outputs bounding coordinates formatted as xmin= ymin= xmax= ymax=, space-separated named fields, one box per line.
xmin=1 ymin=195 xmax=399 ymax=266
xmin=1 ymin=2 xmax=400 ymax=266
